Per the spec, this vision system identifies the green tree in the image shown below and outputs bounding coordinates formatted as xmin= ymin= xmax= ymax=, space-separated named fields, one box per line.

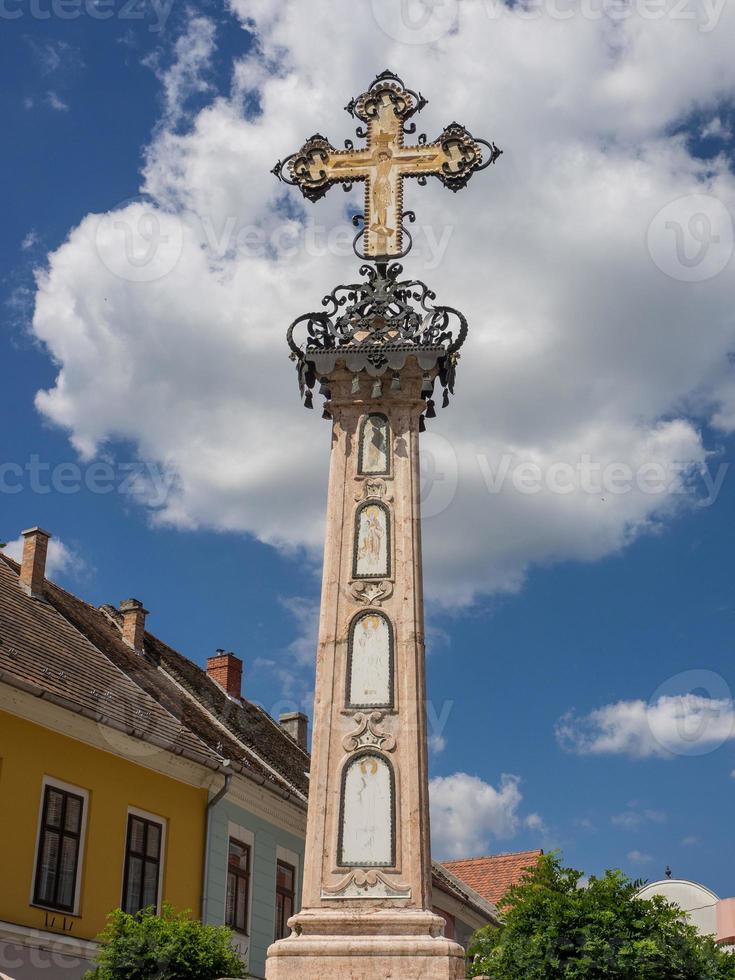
xmin=83 ymin=904 xmax=247 ymax=980
xmin=468 ymin=853 xmax=735 ymax=979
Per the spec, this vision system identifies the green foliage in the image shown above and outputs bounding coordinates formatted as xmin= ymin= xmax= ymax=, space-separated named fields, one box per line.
xmin=468 ymin=853 xmax=735 ymax=979
xmin=83 ymin=904 xmax=247 ymax=980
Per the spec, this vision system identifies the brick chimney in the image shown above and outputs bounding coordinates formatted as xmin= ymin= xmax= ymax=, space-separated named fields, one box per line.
xmin=19 ymin=527 xmax=52 ymax=598
xmin=120 ymin=598 xmax=148 ymax=653
xmin=279 ymin=712 xmax=309 ymax=751
xmin=207 ymin=651 xmax=243 ymax=699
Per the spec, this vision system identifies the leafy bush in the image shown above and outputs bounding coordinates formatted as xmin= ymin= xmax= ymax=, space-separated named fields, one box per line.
xmin=468 ymin=853 xmax=735 ymax=979
xmin=83 ymin=904 xmax=247 ymax=980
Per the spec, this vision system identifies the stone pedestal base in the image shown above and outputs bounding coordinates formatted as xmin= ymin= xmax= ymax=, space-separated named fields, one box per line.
xmin=265 ymin=909 xmax=466 ymax=980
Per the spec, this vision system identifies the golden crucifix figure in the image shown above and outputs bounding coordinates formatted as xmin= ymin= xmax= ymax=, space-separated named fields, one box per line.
xmin=273 ymin=70 xmax=502 ymax=259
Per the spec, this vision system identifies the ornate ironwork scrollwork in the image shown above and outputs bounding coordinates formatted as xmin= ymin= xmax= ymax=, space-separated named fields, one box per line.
xmin=351 ymin=69 xmax=427 ymax=124
xmin=287 ymin=263 xmax=467 ymax=412
xmin=287 ymin=263 xmax=467 ymax=358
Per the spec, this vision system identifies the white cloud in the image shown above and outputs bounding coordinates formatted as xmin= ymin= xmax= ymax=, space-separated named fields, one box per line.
xmin=701 ymin=116 xmax=732 ymax=141
xmin=29 ymin=0 xmax=735 ymax=606
xmin=628 ymin=850 xmax=654 ymax=865
xmin=429 ymin=733 xmax=447 ymax=754
xmin=612 ymin=806 xmax=666 ymax=829
xmin=30 ymin=39 xmax=74 ymax=75
xmin=46 ymin=91 xmax=69 ymax=113
xmin=252 ymin=596 xmax=319 ymax=706
xmin=2 ymin=536 xmax=80 ymax=579
xmin=142 ymin=13 xmax=216 ymax=127
xmin=22 ymin=230 xmax=39 ymax=251
xmin=557 ymin=694 xmax=735 ymax=758
xmin=279 ymin=596 xmax=319 ymax=669
xmin=429 ymin=772 xmax=524 ymax=858
xmin=524 ymin=812 xmax=547 ymax=833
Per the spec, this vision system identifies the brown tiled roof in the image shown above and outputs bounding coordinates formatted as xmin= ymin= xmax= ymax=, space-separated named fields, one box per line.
xmin=140 ymin=632 xmax=309 ymax=798
xmin=431 ymin=860 xmax=499 ymax=925
xmin=443 ymin=850 xmax=544 ymax=906
xmin=0 ymin=554 xmax=307 ymax=799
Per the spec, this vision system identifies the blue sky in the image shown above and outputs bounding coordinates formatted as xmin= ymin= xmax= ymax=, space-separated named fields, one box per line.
xmin=3 ymin=0 xmax=735 ymax=896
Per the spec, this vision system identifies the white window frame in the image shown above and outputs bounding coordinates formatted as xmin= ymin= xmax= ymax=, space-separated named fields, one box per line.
xmin=30 ymin=776 xmax=90 ymax=917
xmin=120 ymin=806 xmax=167 ymax=914
xmin=225 ymin=821 xmax=254 ymax=938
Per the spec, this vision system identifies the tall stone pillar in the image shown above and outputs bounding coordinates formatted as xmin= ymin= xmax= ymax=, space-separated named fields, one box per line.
xmin=265 ymin=70 xmax=500 ymax=980
xmin=267 ymin=356 xmax=465 ymax=979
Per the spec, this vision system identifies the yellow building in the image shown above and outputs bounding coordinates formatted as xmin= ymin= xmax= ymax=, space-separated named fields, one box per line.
xmin=0 ymin=529 xmax=249 ymax=978
xmin=0 ymin=711 xmax=208 ymax=972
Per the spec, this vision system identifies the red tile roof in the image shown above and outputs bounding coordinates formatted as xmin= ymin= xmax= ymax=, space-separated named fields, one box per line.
xmin=443 ymin=850 xmax=544 ymax=906
xmin=432 ymin=860 xmax=500 ymax=925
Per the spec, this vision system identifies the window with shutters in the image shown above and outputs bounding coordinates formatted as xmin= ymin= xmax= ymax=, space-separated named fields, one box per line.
xmin=122 ymin=812 xmax=164 ymax=914
xmin=33 ymin=782 xmax=86 ymax=913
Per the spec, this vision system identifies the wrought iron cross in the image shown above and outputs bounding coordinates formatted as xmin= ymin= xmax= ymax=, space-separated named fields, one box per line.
xmin=273 ymin=70 xmax=502 ymax=261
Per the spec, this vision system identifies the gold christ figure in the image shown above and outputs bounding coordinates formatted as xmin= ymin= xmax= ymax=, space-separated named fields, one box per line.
xmin=273 ymin=70 xmax=502 ymax=260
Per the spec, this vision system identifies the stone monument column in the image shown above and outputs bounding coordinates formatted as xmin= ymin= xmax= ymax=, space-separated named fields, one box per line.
xmin=265 ymin=71 xmax=501 ymax=980
xmin=302 ymin=363 xmax=432 ymax=913
xmin=267 ymin=352 xmax=467 ymax=980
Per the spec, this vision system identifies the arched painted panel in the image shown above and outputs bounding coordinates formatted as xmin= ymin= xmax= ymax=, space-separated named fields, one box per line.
xmin=347 ymin=612 xmax=394 ymax=709
xmin=358 ymin=414 xmax=390 ymax=476
xmin=353 ymin=502 xmax=391 ymax=579
xmin=338 ymin=753 xmax=395 ymax=868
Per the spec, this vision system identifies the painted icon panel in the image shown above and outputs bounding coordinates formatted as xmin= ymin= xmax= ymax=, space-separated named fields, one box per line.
xmin=354 ymin=503 xmax=390 ymax=579
xmin=339 ymin=754 xmax=395 ymax=868
xmin=348 ymin=613 xmax=393 ymax=709
xmin=358 ymin=414 xmax=390 ymax=476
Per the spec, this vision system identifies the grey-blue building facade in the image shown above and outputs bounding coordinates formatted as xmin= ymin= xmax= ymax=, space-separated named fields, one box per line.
xmin=203 ymin=786 xmax=306 ymax=979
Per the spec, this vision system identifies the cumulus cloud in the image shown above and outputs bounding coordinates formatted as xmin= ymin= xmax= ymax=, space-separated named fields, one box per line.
xmin=557 ymin=694 xmax=735 ymax=758
xmin=429 ymin=772 xmax=524 ymax=858
xmin=2 ymin=536 xmax=80 ymax=579
xmin=29 ymin=0 xmax=735 ymax=605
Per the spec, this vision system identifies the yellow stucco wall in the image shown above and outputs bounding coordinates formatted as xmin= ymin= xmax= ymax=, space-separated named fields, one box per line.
xmin=0 ymin=709 xmax=207 ymax=943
